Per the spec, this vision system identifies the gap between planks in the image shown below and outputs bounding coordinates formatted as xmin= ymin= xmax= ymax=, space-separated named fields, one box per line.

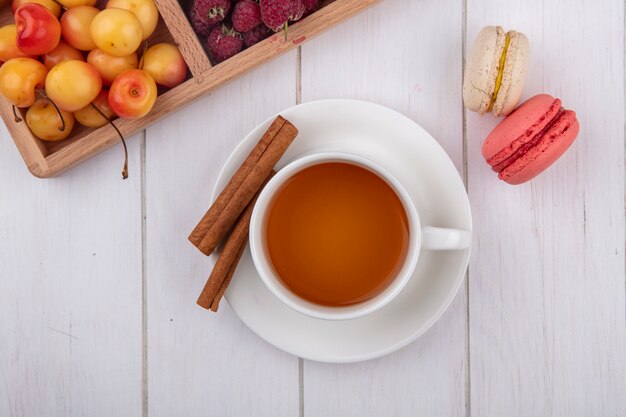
xmin=461 ymin=0 xmax=471 ymax=415
xmin=623 ymin=0 xmax=626 ymax=345
xmin=141 ymin=130 xmax=149 ymax=417
xmin=296 ymin=45 xmax=305 ymax=417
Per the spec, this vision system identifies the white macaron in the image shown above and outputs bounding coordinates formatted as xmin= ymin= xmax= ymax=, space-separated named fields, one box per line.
xmin=463 ymin=26 xmax=530 ymax=117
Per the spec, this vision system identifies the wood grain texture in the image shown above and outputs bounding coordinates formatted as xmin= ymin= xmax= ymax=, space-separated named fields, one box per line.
xmin=466 ymin=0 xmax=626 ymax=416
xmin=0 ymin=129 xmax=143 ymax=416
xmin=0 ymin=0 xmax=625 ymax=415
xmin=299 ymin=1 xmax=467 ymax=416
xmin=144 ymin=52 xmax=299 ymax=417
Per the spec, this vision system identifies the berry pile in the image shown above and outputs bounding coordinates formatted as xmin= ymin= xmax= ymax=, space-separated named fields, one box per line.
xmin=189 ymin=0 xmax=320 ymax=63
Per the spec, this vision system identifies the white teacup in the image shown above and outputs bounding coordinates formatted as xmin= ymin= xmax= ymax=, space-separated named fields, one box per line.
xmin=250 ymin=152 xmax=471 ymax=320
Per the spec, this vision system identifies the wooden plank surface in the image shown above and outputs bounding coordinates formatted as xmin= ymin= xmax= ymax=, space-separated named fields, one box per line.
xmin=0 ymin=132 xmax=143 ymax=416
xmin=466 ymin=0 xmax=626 ymax=416
xmin=299 ymin=1 xmax=468 ymax=416
xmin=0 ymin=0 xmax=624 ymax=415
xmin=143 ymin=52 xmax=300 ymax=417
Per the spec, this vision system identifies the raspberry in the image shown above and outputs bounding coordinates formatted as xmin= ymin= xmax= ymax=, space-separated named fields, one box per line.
xmin=190 ymin=0 xmax=231 ymax=37
xmin=232 ymin=0 xmax=262 ymax=33
xmin=303 ymin=0 xmax=318 ymax=16
xmin=289 ymin=0 xmax=305 ymax=21
xmin=242 ymin=24 xmax=271 ymax=47
xmin=207 ymin=24 xmax=243 ymax=62
xmin=260 ymin=0 xmax=290 ymax=31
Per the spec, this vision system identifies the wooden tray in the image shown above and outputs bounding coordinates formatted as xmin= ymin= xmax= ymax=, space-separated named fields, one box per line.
xmin=0 ymin=0 xmax=380 ymax=178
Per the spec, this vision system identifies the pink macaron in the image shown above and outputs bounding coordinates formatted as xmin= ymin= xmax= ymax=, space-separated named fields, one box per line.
xmin=482 ymin=94 xmax=580 ymax=185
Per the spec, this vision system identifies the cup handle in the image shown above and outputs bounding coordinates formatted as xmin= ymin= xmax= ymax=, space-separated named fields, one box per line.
xmin=421 ymin=226 xmax=471 ymax=250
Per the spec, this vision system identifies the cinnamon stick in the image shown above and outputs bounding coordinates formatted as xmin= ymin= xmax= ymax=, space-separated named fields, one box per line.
xmin=196 ymin=202 xmax=253 ymax=309
xmin=188 ymin=116 xmax=286 ymax=246
xmin=189 ymin=116 xmax=297 ymax=255
xmin=196 ymin=173 xmax=274 ymax=310
xmin=209 ymin=242 xmax=246 ymax=312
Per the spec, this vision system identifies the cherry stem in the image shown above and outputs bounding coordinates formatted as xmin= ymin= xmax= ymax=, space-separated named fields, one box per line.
xmin=90 ymin=103 xmax=128 ymax=179
xmin=36 ymin=89 xmax=65 ymax=132
xmin=12 ymin=105 xmax=22 ymax=123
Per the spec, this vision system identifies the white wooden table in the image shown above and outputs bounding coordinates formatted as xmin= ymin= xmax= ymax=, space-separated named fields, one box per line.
xmin=1 ymin=0 xmax=624 ymax=415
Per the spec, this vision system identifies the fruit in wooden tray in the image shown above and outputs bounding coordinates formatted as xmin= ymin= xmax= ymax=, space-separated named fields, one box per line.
xmin=207 ymin=24 xmax=243 ymax=63
xmin=242 ymin=24 xmax=271 ymax=47
xmin=15 ymin=3 xmax=61 ymax=55
xmin=87 ymin=48 xmax=138 ymax=85
xmin=108 ymin=69 xmax=157 ymax=119
xmin=106 ymin=0 xmax=158 ymax=40
xmin=261 ymin=0 xmax=307 ymax=32
xmin=0 ymin=0 xmax=188 ymax=178
xmin=140 ymin=43 xmax=187 ymax=88
xmin=0 ymin=57 xmax=47 ymax=107
xmin=45 ymin=60 xmax=102 ymax=111
xmin=74 ymin=89 xmax=115 ymax=127
xmin=303 ymin=0 xmax=319 ymax=16
xmin=12 ymin=0 xmax=62 ymax=17
xmin=188 ymin=0 xmax=320 ymax=64
xmin=289 ymin=0 xmax=306 ymax=22
xmin=232 ymin=0 xmax=261 ymax=33
xmin=60 ymin=5 xmax=99 ymax=51
xmin=90 ymin=8 xmax=142 ymax=57
xmin=26 ymin=98 xmax=74 ymax=141
xmin=56 ymin=0 xmax=97 ymax=8
xmin=190 ymin=0 xmax=231 ymax=36
xmin=260 ymin=0 xmax=290 ymax=32
xmin=0 ymin=24 xmax=33 ymax=61
xmin=43 ymin=40 xmax=85 ymax=69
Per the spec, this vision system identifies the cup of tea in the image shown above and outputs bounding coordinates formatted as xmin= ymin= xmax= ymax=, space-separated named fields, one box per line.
xmin=249 ymin=152 xmax=471 ymax=320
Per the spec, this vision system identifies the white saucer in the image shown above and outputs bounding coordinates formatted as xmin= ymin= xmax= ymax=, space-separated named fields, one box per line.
xmin=214 ymin=99 xmax=472 ymax=363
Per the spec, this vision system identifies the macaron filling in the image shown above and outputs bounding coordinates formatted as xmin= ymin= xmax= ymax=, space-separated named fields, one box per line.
xmin=491 ymin=106 xmax=567 ymax=174
xmin=487 ymin=32 xmax=510 ymax=113
xmin=486 ymin=97 xmax=562 ymax=167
